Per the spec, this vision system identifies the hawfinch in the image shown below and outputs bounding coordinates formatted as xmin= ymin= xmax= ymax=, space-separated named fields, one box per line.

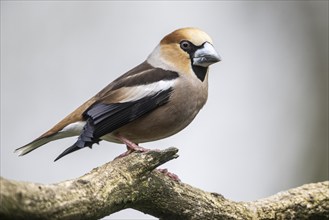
xmin=15 ymin=27 xmax=221 ymax=161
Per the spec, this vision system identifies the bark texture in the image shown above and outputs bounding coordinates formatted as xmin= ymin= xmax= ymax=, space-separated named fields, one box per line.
xmin=1 ymin=147 xmax=328 ymax=220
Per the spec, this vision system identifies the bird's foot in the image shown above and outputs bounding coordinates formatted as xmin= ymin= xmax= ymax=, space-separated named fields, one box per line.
xmin=115 ymin=134 xmax=150 ymax=159
xmin=115 ymin=135 xmax=179 ymax=181
xmin=115 ymin=147 xmax=150 ymax=159
xmin=115 ymin=149 xmax=134 ymax=159
xmin=157 ymin=168 xmax=181 ymax=182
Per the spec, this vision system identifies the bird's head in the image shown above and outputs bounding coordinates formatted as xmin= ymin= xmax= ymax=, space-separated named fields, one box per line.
xmin=147 ymin=27 xmax=221 ymax=81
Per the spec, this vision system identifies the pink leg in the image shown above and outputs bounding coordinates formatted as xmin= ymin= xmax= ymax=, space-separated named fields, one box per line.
xmin=115 ymin=134 xmax=150 ymax=159
xmin=115 ymin=135 xmax=180 ymax=181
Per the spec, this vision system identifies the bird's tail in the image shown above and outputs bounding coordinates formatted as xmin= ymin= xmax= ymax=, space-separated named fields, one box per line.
xmin=14 ymin=132 xmax=74 ymax=156
xmin=54 ymin=118 xmax=100 ymax=161
xmin=14 ymin=97 xmax=97 ymax=158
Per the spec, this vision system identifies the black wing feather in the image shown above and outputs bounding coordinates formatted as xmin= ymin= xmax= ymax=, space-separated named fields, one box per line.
xmin=54 ymin=88 xmax=172 ymax=161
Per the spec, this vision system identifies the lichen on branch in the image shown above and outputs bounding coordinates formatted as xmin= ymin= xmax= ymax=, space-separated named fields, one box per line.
xmin=1 ymin=147 xmax=328 ymax=220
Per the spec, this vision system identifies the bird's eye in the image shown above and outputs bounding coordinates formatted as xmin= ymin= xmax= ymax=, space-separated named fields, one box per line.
xmin=180 ymin=41 xmax=192 ymax=51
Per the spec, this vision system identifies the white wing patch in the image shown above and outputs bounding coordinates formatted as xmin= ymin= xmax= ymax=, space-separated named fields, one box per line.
xmin=118 ymin=79 xmax=176 ymax=103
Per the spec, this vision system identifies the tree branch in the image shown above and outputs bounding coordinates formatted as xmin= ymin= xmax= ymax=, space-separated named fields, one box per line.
xmin=1 ymin=147 xmax=328 ymax=220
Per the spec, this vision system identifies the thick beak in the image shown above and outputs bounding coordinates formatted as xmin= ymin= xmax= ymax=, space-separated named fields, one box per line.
xmin=193 ymin=42 xmax=221 ymax=67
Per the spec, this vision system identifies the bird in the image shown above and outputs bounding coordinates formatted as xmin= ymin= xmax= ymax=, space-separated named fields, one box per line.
xmin=15 ymin=27 xmax=221 ymax=161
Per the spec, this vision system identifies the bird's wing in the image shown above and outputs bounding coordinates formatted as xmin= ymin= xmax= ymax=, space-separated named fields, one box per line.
xmin=54 ymin=62 xmax=179 ymax=161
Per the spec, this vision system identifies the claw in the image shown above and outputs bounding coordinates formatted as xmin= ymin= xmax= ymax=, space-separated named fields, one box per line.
xmin=158 ymin=168 xmax=181 ymax=182
xmin=114 ymin=134 xmax=150 ymax=159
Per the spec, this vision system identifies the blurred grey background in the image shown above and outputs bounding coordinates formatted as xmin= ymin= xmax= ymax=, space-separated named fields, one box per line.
xmin=1 ymin=1 xmax=328 ymax=219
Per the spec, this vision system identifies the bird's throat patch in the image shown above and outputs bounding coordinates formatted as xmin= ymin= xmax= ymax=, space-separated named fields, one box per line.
xmin=192 ymin=65 xmax=208 ymax=82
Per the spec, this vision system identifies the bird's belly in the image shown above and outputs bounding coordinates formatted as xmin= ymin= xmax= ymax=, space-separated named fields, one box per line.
xmin=101 ymin=102 xmax=201 ymax=144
